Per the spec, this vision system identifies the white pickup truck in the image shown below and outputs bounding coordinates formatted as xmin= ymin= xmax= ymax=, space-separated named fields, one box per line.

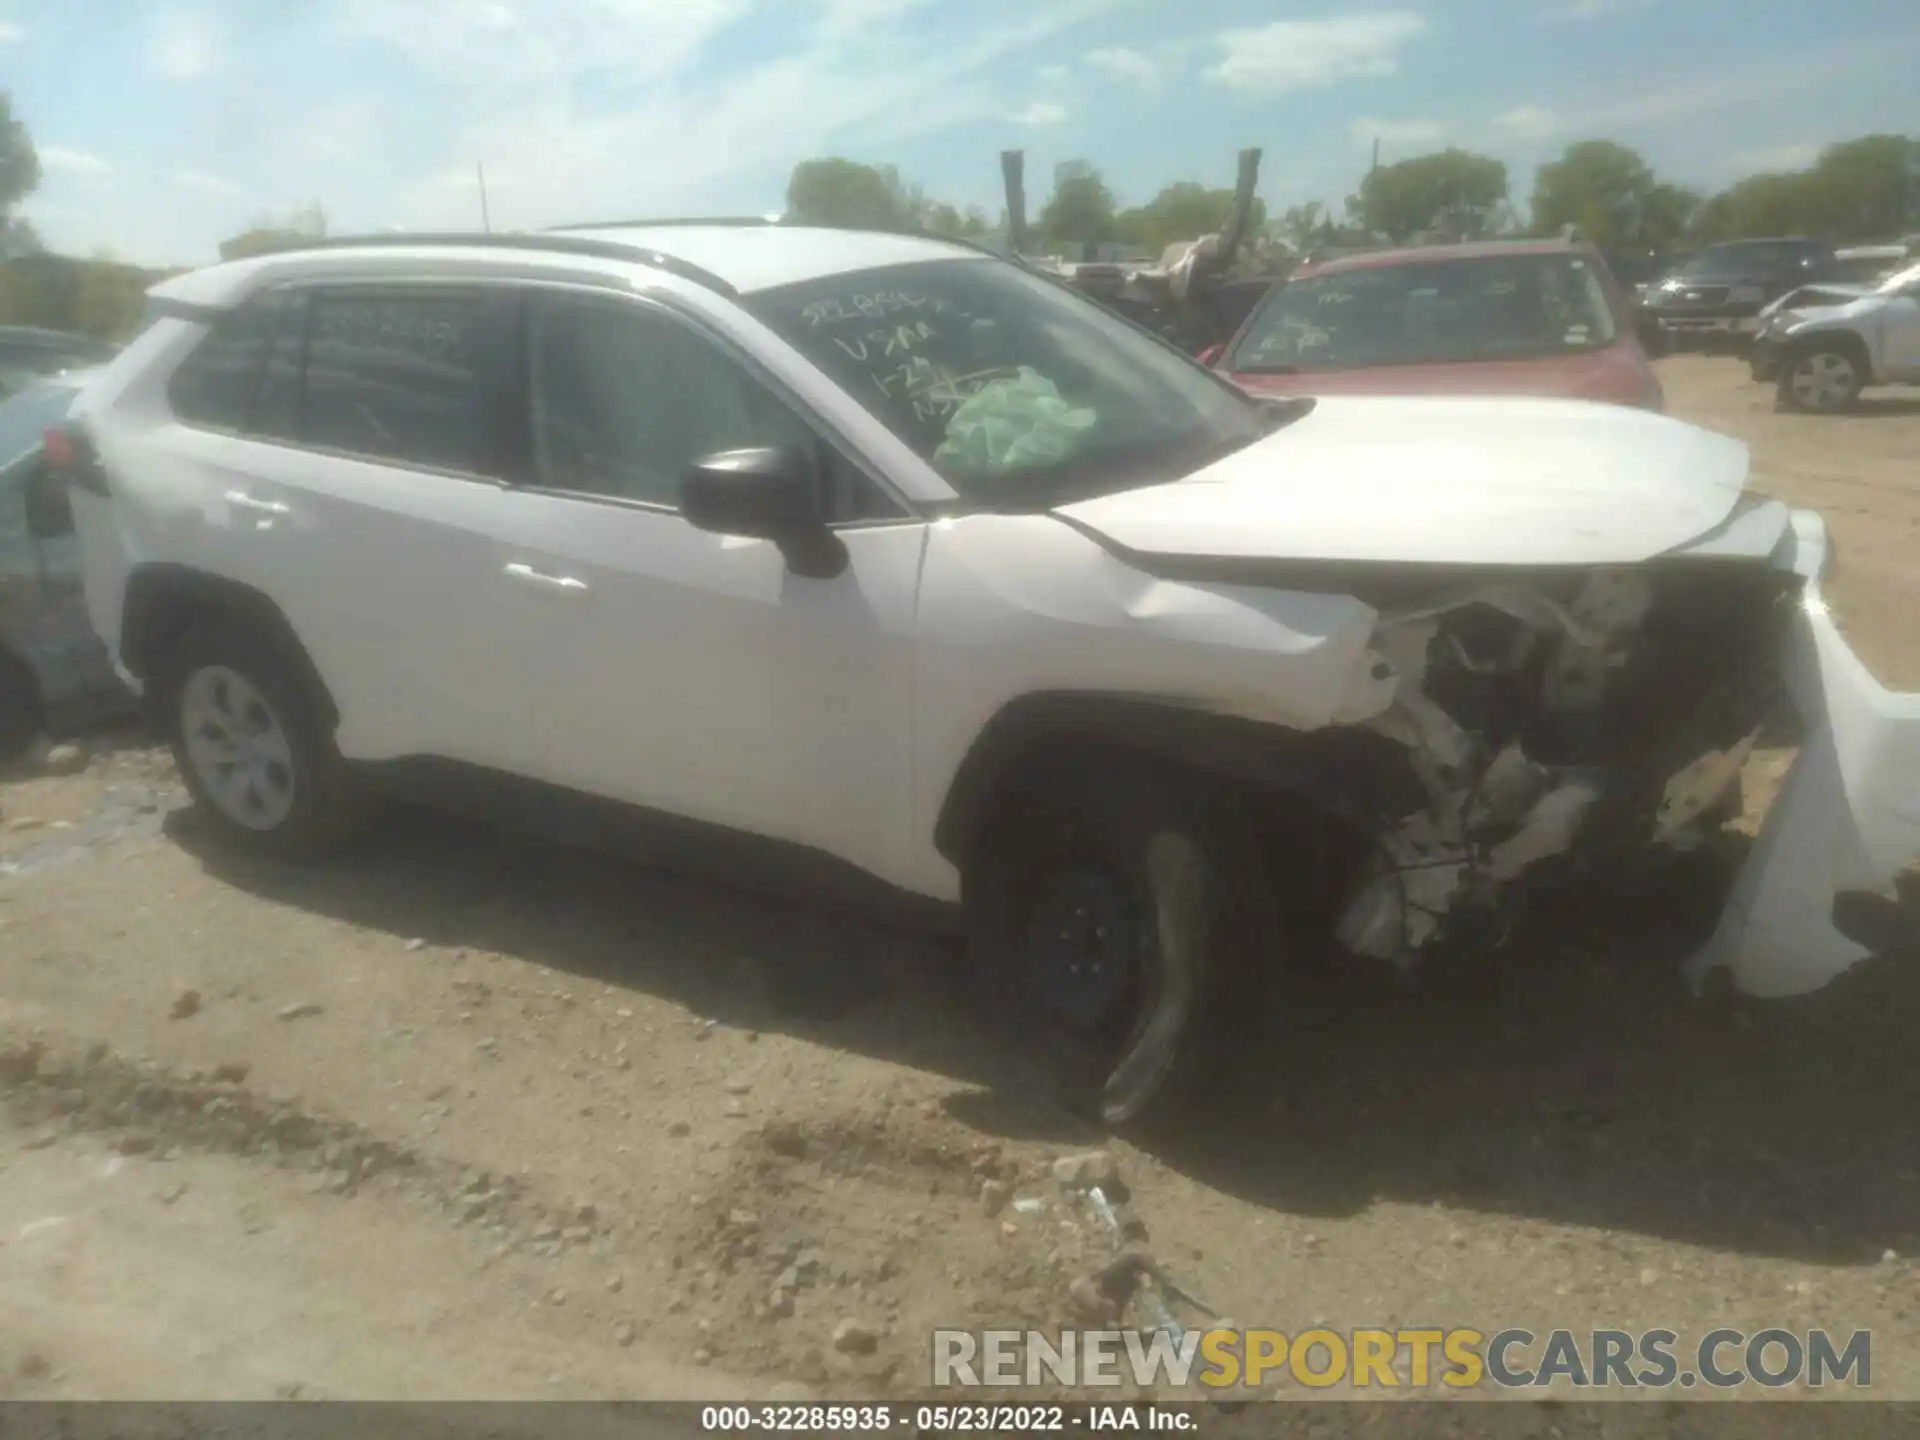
xmin=1749 ymin=261 xmax=1920 ymax=412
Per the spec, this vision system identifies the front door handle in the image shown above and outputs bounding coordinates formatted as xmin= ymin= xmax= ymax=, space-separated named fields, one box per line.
xmin=503 ymin=561 xmax=589 ymax=595
xmin=224 ymin=490 xmax=291 ymax=516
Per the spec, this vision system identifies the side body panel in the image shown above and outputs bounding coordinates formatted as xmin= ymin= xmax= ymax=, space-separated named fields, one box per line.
xmin=899 ymin=514 xmax=1391 ymax=900
xmin=483 ymin=494 xmax=930 ymax=893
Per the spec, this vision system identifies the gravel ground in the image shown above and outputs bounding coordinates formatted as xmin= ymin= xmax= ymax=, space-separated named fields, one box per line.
xmin=0 ymin=357 xmax=1916 ymax=1430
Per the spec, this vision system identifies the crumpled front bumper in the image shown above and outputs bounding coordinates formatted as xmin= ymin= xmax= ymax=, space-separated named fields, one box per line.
xmin=1684 ymin=510 xmax=1920 ymax=996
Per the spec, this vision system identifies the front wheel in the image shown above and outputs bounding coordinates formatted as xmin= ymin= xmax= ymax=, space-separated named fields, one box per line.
xmin=158 ymin=618 xmax=369 ymax=859
xmin=964 ymin=767 xmax=1281 ymax=1128
xmin=1778 ymin=346 xmax=1864 ymax=413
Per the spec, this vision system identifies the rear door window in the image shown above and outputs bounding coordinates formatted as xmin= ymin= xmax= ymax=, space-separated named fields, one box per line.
xmin=301 ymin=289 xmax=487 ymax=473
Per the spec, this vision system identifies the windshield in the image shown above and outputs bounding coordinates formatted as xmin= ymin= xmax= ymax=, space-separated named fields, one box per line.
xmin=1226 ymin=251 xmax=1618 ymax=374
xmin=743 ymin=258 xmax=1263 ymax=507
xmin=1678 ymin=241 xmax=1825 ymax=278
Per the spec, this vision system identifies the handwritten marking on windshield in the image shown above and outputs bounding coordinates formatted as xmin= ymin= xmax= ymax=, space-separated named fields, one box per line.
xmin=800 ymin=292 xmax=960 ymax=328
xmin=831 ymin=320 xmax=938 ymax=363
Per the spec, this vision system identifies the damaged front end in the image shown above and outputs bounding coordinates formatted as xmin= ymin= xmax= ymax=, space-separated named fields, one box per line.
xmin=1332 ymin=541 xmax=1813 ymax=977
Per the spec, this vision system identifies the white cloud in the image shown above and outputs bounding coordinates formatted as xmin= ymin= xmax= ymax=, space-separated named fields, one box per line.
xmin=1732 ymin=142 xmax=1821 ymax=173
xmin=1037 ymin=62 xmax=1069 ymax=84
xmin=148 ymin=9 xmax=220 ymax=81
xmin=381 ymin=0 xmax=1117 ymax=232
xmin=1009 ymin=100 xmax=1069 ymax=126
xmin=819 ymin=0 xmax=929 ymax=39
xmin=1085 ymin=46 xmax=1160 ymax=88
xmin=171 ymin=167 xmax=242 ymax=197
xmin=0 ymin=20 xmax=23 ymax=43
xmin=288 ymin=97 xmax=384 ymax=166
xmin=1208 ymin=13 xmax=1427 ymax=95
xmin=1349 ymin=116 xmax=1443 ymax=149
xmin=1492 ymin=104 xmax=1561 ymax=140
xmin=325 ymin=0 xmax=754 ymax=89
xmin=38 ymin=145 xmax=112 ymax=177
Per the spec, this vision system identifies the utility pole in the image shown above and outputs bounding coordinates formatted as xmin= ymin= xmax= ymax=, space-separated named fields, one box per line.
xmin=477 ymin=162 xmax=492 ymax=233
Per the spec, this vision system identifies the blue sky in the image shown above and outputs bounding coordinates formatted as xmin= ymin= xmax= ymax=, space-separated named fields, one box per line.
xmin=5 ymin=0 xmax=1919 ymax=266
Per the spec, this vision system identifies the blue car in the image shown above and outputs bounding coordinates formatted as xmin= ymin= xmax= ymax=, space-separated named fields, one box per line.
xmin=0 ymin=372 xmax=133 ymax=757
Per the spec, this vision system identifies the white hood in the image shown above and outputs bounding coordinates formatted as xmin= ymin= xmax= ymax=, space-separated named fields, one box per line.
xmin=1058 ymin=395 xmax=1753 ymax=567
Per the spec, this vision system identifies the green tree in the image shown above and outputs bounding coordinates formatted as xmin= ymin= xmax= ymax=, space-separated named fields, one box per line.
xmin=785 ymin=157 xmax=917 ymax=231
xmin=1351 ymin=148 xmax=1509 ymax=243
xmin=0 ymin=92 xmax=38 ymax=223
xmin=1271 ymin=201 xmax=1327 ymax=253
xmin=1529 ymin=140 xmax=1700 ymax=251
xmin=1804 ymin=134 xmax=1918 ymax=241
xmin=219 ymin=202 xmax=327 ymax=261
xmin=1688 ymin=171 xmax=1822 ymax=243
xmin=1038 ymin=163 xmax=1119 ymax=253
xmin=1 ymin=91 xmax=42 ymax=263
xmin=72 ymin=257 xmax=152 ymax=340
xmin=920 ymin=200 xmax=991 ymax=239
xmin=1117 ymin=181 xmax=1268 ymax=255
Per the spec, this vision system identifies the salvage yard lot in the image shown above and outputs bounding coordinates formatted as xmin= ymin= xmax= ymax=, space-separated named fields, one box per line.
xmin=1 ymin=356 xmax=1917 ymax=1424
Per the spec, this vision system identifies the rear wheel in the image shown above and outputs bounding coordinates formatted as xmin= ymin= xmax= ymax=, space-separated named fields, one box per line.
xmin=1778 ymin=346 xmax=1864 ymax=413
xmin=964 ymin=763 xmax=1281 ymax=1128
xmin=157 ymin=617 xmax=369 ymax=858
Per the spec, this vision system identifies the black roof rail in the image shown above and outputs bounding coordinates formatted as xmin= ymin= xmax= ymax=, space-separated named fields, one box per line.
xmin=238 ymin=231 xmax=740 ymax=299
xmin=549 ymin=216 xmax=784 ymax=231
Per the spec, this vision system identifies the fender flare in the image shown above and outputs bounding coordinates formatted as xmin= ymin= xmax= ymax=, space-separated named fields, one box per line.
xmin=119 ymin=564 xmax=340 ymax=731
xmin=931 ymin=691 xmax=1422 ymax=867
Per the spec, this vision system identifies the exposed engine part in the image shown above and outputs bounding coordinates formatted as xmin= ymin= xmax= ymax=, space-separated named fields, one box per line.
xmin=1654 ymin=728 xmax=1760 ymax=847
xmin=1335 ymin=566 xmax=1775 ymax=969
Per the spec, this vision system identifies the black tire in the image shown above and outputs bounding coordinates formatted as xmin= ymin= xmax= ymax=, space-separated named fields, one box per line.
xmin=1776 ymin=344 xmax=1865 ymax=413
xmin=0 ymin=648 xmax=43 ymax=763
xmin=963 ymin=760 xmax=1283 ymax=1129
xmin=154 ymin=616 xmax=369 ymax=859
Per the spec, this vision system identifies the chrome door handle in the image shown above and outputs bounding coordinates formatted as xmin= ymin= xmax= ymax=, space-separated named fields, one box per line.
xmin=224 ymin=490 xmax=291 ymax=516
xmin=503 ymin=561 xmax=589 ymax=594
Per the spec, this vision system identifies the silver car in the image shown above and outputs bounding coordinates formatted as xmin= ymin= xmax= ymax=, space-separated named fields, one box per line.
xmin=0 ymin=373 xmax=132 ymax=756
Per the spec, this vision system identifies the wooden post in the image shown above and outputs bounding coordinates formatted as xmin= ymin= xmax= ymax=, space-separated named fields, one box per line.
xmin=1000 ymin=150 xmax=1028 ymax=256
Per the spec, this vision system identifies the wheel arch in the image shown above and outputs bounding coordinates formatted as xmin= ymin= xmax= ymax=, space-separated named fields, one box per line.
xmin=932 ymin=691 xmax=1423 ymax=870
xmin=1782 ymin=325 xmax=1874 ymax=377
xmin=119 ymin=564 xmax=340 ymax=733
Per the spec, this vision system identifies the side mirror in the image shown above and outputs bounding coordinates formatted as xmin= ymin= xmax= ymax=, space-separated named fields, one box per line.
xmin=681 ymin=445 xmax=847 ymax=579
xmin=1195 ymin=343 xmax=1225 ymax=367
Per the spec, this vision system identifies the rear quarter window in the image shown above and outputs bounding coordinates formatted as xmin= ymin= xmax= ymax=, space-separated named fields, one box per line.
xmin=165 ymin=295 xmax=289 ymax=431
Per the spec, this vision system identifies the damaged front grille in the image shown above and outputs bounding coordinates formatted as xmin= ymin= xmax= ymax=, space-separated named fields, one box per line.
xmin=1334 ymin=561 xmax=1800 ymax=968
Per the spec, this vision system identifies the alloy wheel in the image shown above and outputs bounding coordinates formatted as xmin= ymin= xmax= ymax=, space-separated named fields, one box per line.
xmin=1789 ymin=352 xmax=1858 ymax=411
xmin=178 ymin=664 xmax=298 ymax=830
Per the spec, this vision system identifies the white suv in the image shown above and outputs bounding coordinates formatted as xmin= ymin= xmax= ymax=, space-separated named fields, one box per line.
xmin=52 ymin=222 xmax=1920 ymax=1123
xmin=1750 ymin=260 xmax=1920 ymax=412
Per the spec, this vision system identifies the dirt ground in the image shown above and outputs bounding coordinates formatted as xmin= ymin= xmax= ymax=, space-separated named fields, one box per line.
xmin=1 ymin=357 xmax=1917 ymax=1429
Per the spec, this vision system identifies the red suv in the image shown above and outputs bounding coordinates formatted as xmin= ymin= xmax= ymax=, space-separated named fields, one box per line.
xmin=1211 ymin=238 xmax=1665 ymax=410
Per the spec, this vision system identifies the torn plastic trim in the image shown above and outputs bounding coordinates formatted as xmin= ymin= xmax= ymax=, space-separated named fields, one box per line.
xmin=1684 ymin=509 xmax=1920 ymax=996
xmin=1334 ymin=570 xmax=1659 ymax=968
